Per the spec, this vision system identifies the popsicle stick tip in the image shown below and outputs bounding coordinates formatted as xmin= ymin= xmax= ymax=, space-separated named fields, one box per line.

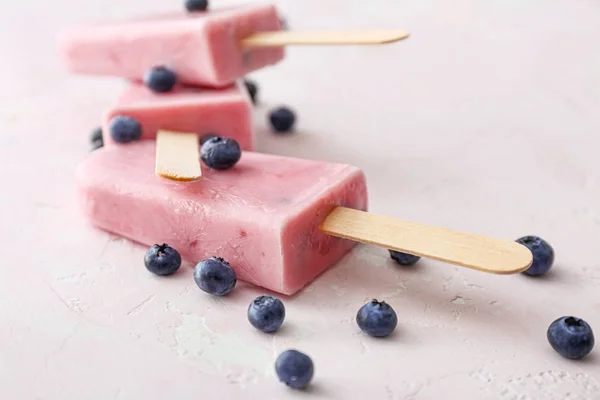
xmin=155 ymin=130 xmax=202 ymax=182
xmin=497 ymin=243 xmax=533 ymax=274
xmin=241 ymin=29 xmax=410 ymax=47
xmin=320 ymin=207 xmax=534 ymax=275
xmin=156 ymin=172 xmax=202 ymax=182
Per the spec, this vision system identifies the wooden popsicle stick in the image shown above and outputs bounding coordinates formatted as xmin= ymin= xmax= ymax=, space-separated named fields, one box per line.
xmin=320 ymin=207 xmax=533 ymax=274
xmin=155 ymin=130 xmax=202 ymax=182
xmin=240 ymin=30 xmax=410 ymax=47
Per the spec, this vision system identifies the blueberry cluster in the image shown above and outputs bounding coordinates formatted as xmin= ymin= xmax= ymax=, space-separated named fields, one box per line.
xmin=142 ymin=234 xmax=593 ymax=393
xmin=242 ymin=78 xmax=297 ymax=133
xmin=142 ymin=242 xmax=313 ymax=388
xmin=103 ymin=116 xmax=245 ymax=170
xmin=131 ymin=127 xmax=587 ymax=390
xmin=142 ymin=242 xmax=411 ymax=390
xmin=389 ymin=235 xmax=556 ymax=277
xmin=91 ymin=77 xmax=300 ymax=153
xmin=387 ymin=237 xmax=594 ymax=360
xmin=240 ymin=78 xmax=297 ymax=133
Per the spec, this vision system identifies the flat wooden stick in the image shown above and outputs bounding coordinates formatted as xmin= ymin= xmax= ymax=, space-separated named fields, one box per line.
xmin=155 ymin=130 xmax=202 ymax=182
xmin=320 ymin=207 xmax=533 ymax=274
xmin=240 ymin=30 xmax=410 ymax=47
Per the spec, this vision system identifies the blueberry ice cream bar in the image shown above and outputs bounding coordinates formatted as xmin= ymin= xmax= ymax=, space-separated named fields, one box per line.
xmin=57 ymin=3 xmax=409 ymax=87
xmin=76 ymin=141 xmax=532 ymax=295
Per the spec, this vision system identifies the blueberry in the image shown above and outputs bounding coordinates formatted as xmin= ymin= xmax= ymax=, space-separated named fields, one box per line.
xmin=91 ymin=139 xmax=104 ymax=151
xmin=90 ymin=127 xmax=104 ymax=150
xmin=144 ymin=66 xmax=177 ymax=93
xmin=516 ymin=235 xmax=554 ymax=276
xmin=199 ymin=133 xmax=218 ymax=146
xmin=144 ymin=244 xmax=182 ymax=276
xmin=108 ymin=116 xmax=142 ymax=143
xmin=248 ymin=295 xmax=285 ymax=333
xmin=244 ymin=79 xmax=258 ymax=104
xmin=194 ymin=256 xmax=237 ymax=296
xmin=90 ymin=126 xmax=103 ymax=143
xmin=275 ymin=350 xmax=314 ymax=390
xmin=547 ymin=316 xmax=595 ymax=359
xmin=185 ymin=0 xmax=208 ymax=12
xmin=279 ymin=16 xmax=289 ymax=30
xmin=389 ymin=250 xmax=420 ymax=266
xmin=356 ymin=299 xmax=398 ymax=338
xmin=200 ymin=136 xmax=242 ymax=170
xmin=269 ymin=107 xmax=296 ymax=133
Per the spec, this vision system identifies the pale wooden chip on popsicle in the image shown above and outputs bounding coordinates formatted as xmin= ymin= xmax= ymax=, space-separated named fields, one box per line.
xmin=320 ymin=207 xmax=533 ymax=274
xmin=241 ymin=30 xmax=410 ymax=47
xmin=155 ymin=130 xmax=202 ymax=182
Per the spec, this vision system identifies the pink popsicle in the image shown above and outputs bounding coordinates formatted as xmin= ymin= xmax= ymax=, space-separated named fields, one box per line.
xmin=77 ymin=141 xmax=368 ymax=295
xmin=57 ymin=4 xmax=284 ymax=87
xmin=103 ymin=81 xmax=254 ymax=150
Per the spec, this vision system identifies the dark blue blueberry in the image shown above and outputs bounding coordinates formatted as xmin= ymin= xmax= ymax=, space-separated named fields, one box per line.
xmin=200 ymin=136 xmax=242 ymax=170
xmin=389 ymin=250 xmax=420 ymax=266
xmin=194 ymin=256 xmax=237 ymax=296
xmin=144 ymin=244 xmax=182 ymax=276
xmin=279 ymin=16 xmax=289 ymax=30
xmin=90 ymin=127 xmax=103 ymax=150
xmin=143 ymin=66 xmax=177 ymax=93
xmin=356 ymin=299 xmax=398 ymax=338
xmin=185 ymin=0 xmax=208 ymax=12
xmin=108 ymin=115 xmax=142 ymax=143
xmin=91 ymin=139 xmax=104 ymax=151
xmin=516 ymin=235 xmax=554 ymax=276
xmin=248 ymin=295 xmax=285 ymax=333
xmin=275 ymin=350 xmax=314 ymax=390
xmin=199 ymin=133 xmax=217 ymax=146
xmin=547 ymin=316 xmax=595 ymax=359
xmin=269 ymin=107 xmax=296 ymax=133
xmin=90 ymin=126 xmax=103 ymax=143
xmin=244 ymin=79 xmax=258 ymax=104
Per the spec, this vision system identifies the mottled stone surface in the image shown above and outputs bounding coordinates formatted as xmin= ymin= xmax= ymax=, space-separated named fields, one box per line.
xmin=1 ymin=0 xmax=599 ymax=398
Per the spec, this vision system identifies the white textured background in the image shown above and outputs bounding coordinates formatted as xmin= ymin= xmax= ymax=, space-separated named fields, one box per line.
xmin=1 ymin=0 xmax=599 ymax=399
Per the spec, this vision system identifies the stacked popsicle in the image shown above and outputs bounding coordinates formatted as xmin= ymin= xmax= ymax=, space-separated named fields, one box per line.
xmin=59 ymin=2 xmax=409 ymax=171
xmin=60 ymin=2 xmax=532 ymax=295
xmin=58 ymin=2 xmax=286 ymax=160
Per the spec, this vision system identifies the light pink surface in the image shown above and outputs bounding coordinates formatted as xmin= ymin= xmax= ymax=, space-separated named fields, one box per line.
xmin=76 ymin=142 xmax=367 ymax=294
xmin=2 ymin=0 xmax=600 ymax=399
xmin=103 ymin=81 xmax=254 ymax=150
xmin=57 ymin=3 xmax=285 ymax=87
